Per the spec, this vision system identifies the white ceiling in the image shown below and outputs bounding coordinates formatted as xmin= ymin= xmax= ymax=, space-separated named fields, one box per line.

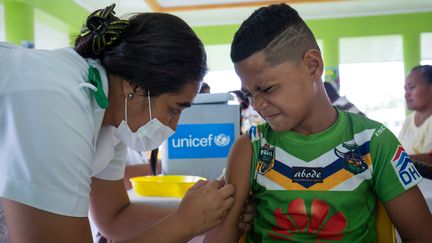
xmin=74 ymin=0 xmax=432 ymax=26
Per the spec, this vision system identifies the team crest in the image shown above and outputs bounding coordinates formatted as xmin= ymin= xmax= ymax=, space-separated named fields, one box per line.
xmin=334 ymin=142 xmax=368 ymax=175
xmin=258 ymin=143 xmax=275 ymax=175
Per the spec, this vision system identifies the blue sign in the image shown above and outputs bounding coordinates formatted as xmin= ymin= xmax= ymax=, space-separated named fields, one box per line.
xmin=168 ymin=123 xmax=235 ymax=159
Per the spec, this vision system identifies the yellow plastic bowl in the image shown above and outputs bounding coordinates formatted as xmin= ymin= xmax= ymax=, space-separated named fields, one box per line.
xmin=130 ymin=175 xmax=206 ymax=198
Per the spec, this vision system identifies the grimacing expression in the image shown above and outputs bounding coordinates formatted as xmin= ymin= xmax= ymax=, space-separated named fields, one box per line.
xmin=126 ymin=82 xmax=201 ymax=132
xmin=404 ymin=70 xmax=432 ymax=111
xmin=235 ymin=51 xmax=317 ymax=132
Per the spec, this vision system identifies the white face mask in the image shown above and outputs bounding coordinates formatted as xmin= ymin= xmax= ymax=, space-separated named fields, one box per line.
xmin=113 ymin=91 xmax=175 ymax=151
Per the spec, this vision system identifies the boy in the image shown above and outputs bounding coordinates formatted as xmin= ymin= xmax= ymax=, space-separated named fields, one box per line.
xmin=204 ymin=4 xmax=432 ymax=242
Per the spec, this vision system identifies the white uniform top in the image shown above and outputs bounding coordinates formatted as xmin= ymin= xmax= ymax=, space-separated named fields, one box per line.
xmin=0 ymin=43 xmax=127 ymax=243
xmin=398 ymin=112 xmax=432 ymax=155
xmin=126 ymin=149 xmax=149 ymax=166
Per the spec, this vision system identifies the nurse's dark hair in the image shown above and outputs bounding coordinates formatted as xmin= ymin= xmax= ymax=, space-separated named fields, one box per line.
xmin=74 ymin=7 xmax=207 ymax=96
xmin=231 ymin=3 xmax=319 ymax=65
xmin=411 ymin=65 xmax=432 ymax=84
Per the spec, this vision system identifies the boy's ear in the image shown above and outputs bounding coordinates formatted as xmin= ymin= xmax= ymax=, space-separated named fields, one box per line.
xmin=303 ymin=49 xmax=324 ymax=79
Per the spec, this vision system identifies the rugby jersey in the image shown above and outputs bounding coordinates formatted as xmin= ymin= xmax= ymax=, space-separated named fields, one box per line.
xmin=247 ymin=110 xmax=422 ymax=242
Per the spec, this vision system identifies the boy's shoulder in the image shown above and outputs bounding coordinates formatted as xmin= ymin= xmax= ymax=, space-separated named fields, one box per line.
xmin=342 ymin=111 xmax=393 ymax=140
xmin=246 ymin=123 xmax=280 ymax=143
xmin=337 ymin=109 xmax=380 ymax=127
xmin=247 ymin=123 xmax=267 ymax=142
xmin=247 ymin=111 xmax=388 ymax=142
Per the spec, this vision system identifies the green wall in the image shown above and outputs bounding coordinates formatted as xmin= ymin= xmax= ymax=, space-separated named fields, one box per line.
xmin=193 ymin=11 xmax=432 ymax=76
xmin=2 ymin=0 xmax=431 ymax=74
xmin=4 ymin=0 xmax=34 ymax=44
xmin=193 ymin=12 xmax=432 ymax=44
xmin=1 ymin=0 xmax=88 ymax=44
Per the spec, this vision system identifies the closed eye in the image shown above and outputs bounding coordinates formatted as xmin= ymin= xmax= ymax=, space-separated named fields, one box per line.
xmin=172 ymin=102 xmax=191 ymax=115
xmin=262 ymin=86 xmax=275 ymax=93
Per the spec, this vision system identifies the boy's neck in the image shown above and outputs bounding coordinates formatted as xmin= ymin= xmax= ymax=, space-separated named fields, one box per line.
xmin=292 ymin=91 xmax=338 ymax=135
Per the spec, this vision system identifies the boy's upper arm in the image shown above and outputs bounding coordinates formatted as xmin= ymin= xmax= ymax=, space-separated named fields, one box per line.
xmin=384 ymin=186 xmax=432 ymax=241
xmin=370 ymin=125 xmax=432 ymax=240
xmin=204 ymin=134 xmax=253 ymax=243
xmin=370 ymin=125 xmax=422 ymax=202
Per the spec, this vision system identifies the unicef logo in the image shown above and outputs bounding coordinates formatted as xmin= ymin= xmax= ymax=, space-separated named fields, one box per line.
xmin=214 ymin=134 xmax=230 ymax=147
xmin=168 ymin=124 xmax=235 ymax=159
xmin=171 ymin=134 xmax=231 ymax=148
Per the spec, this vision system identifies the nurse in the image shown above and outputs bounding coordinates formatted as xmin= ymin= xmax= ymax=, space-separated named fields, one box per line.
xmin=0 ymin=4 xmax=235 ymax=243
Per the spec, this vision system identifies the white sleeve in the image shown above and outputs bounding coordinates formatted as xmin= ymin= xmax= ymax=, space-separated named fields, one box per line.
xmin=93 ymin=143 xmax=127 ymax=180
xmin=125 ymin=149 xmax=149 ymax=166
xmin=0 ymin=90 xmax=94 ymax=217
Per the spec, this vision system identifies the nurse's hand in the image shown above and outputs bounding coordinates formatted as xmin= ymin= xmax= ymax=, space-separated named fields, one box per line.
xmin=174 ymin=180 xmax=235 ymax=237
xmin=218 ymin=177 xmax=255 ymax=232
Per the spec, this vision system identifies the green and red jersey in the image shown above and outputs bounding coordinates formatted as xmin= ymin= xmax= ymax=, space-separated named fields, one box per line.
xmin=247 ymin=110 xmax=422 ymax=242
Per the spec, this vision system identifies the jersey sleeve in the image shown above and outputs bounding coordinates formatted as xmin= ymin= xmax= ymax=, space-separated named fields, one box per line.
xmin=246 ymin=125 xmax=265 ymax=188
xmin=370 ymin=124 xmax=423 ymax=202
xmin=0 ymin=90 xmax=94 ymax=217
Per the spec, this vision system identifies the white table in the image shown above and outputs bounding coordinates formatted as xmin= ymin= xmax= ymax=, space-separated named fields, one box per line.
xmin=128 ymin=190 xmax=181 ymax=208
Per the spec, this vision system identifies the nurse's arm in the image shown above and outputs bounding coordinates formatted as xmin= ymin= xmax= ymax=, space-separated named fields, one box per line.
xmin=1 ymin=198 xmax=93 ymax=242
xmin=384 ymin=186 xmax=432 ymax=242
xmin=204 ymin=134 xmax=253 ymax=243
xmin=90 ymin=176 xmax=235 ymax=242
xmin=89 ymin=178 xmax=185 ymax=242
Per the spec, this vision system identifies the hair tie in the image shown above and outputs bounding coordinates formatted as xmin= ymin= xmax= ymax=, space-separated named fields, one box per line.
xmin=79 ymin=4 xmax=129 ymax=55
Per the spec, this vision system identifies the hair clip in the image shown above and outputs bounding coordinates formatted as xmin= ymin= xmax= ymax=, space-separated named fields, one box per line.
xmin=79 ymin=4 xmax=129 ymax=55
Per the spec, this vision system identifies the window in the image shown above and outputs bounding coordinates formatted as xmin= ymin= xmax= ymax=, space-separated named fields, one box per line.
xmin=203 ymin=69 xmax=241 ymax=93
xmin=34 ymin=9 xmax=70 ymax=49
xmin=339 ymin=62 xmax=405 ymax=135
xmin=203 ymin=44 xmax=241 ymax=93
xmin=421 ymin=32 xmax=432 ymax=65
xmin=0 ymin=4 xmax=5 ymax=41
xmin=203 ymin=39 xmax=323 ymax=94
xmin=317 ymin=39 xmax=324 ymax=58
xmin=340 ymin=35 xmax=403 ymax=64
xmin=339 ymin=35 xmax=405 ymax=135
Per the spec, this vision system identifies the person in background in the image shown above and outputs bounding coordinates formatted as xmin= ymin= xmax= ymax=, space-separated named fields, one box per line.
xmin=204 ymin=4 xmax=432 ymax=242
xmin=231 ymin=90 xmax=265 ymax=134
xmin=399 ymin=65 xmax=432 ymax=178
xmin=199 ymin=82 xmax=211 ymax=93
xmin=0 ymin=4 xmax=235 ymax=243
xmin=324 ymin=81 xmax=365 ymax=116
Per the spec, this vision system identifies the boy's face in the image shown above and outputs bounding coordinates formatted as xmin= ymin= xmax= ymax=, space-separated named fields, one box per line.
xmin=235 ymin=50 xmax=321 ymax=132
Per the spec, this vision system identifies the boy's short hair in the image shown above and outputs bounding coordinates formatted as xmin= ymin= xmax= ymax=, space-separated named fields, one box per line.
xmin=231 ymin=4 xmax=320 ymax=65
